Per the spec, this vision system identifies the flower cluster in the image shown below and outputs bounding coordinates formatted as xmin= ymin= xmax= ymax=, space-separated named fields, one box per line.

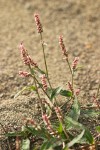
xmin=72 ymin=57 xmax=79 ymax=70
xmin=75 ymin=88 xmax=80 ymax=96
xmin=42 ymin=114 xmax=56 ymax=136
xmin=19 ymin=43 xmax=37 ymax=67
xmin=68 ymin=82 xmax=74 ymax=93
xmin=54 ymin=107 xmax=63 ymax=120
xmin=19 ymin=71 xmax=30 ymax=77
xmin=59 ymin=35 xmax=68 ymax=58
xmin=34 ymin=14 xmax=43 ymax=33
xmin=19 ymin=43 xmax=30 ymax=65
xmin=41 ymin=74 xmax=47 ymax=91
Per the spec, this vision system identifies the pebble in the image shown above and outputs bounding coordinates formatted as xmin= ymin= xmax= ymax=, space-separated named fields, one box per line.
xmin=0 ymin=93 xmax=4 ymax=98
xmin=24 ymin=2 xmax=33 ymax=10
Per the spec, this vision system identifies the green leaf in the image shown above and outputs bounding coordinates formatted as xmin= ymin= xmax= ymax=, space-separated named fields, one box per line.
xmin=30 ymin=68 xmax=35 ymax=75
xmin=14 ymin=86 xmax=36 ymax=98
xmin=57 ymin=122 xmax=63 ymax=133
xmin=41 ymin=138 xmax=65 ymax=150
xmin=41 ymin=140 xmax=53 ymax=150
xmin=14 ymin=87 xmax=28 ymax=98
xmin=27 ymin=85 xmax=36 ymax=91
xmin=68 ymin=97 xmax=80 ymax=121
xmin=81 ymin=109 xmax=100 ymax=118
xmin=21 ymin=138 xmax=30 ymax=150
xmin=25 ymin=126 xmax=51 ymax=139
xmin=67 ymin=130 xmax=85 ymax=148
xmin=63 ymin=147 xmax=69 ymax=150
xmin=66 ymin=117 xmax=84 ymax=130
xmin=65 ymin=117 xmax=94 ymax=144
xmin=96 ymin=126 xmax=100 ymax=133
xmin=50 ymin=87 xmax=62 ymax=100
xmin=46 ymin=87 xmax=53 ymax=97
xmin=6 ymin=131 xmax=25 ymax=137
xmin=36 ymin=68 xmax=46 ymax=75
xmin=83 ymin=128 xmax=94 ymax=144
xmin=60 ymin=90 xmax=72 ymax=97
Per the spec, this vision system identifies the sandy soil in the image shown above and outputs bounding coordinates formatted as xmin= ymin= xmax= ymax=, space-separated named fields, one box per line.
xmin=0 ymin=0 xmax=100 ymax=129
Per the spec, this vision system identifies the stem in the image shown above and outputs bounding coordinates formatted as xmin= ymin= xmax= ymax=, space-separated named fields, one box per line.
xmin=33 ymin=75 xmax=53 ymax=108
xmin=54 ymin=108 xmax=69 ymax=139
xmin=29 ymin=65 xmax=44 ymax=115
xmin=40 ymin=33 xmax=53 ymax=89
xmin=66 ymin=58 xmax=74 ymax=87
xmin=40 ymin=33 xmax=58 ymax=105
xmin=34 ymin=75 xmax=44 ymax=114
xmin=31 ymin=72 xmax=68 ymax=138
xmin=40 ymin=33 xmax=48 ymax=77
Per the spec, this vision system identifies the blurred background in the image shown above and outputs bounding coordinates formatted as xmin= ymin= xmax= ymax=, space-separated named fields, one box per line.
xmin=0 ymin=0 xmax=100 ymax=124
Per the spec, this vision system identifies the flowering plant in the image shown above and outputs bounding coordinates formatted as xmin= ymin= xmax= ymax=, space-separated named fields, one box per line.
xmin=6 ymin=14 xmax=100 ymax=150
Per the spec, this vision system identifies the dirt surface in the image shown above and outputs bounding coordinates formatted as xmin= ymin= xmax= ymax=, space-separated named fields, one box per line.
xmin=0 ymin=0 xmax=100 ymax=128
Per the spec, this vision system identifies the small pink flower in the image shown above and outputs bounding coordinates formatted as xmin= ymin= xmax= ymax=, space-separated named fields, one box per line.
xmin=72 ymin=57 xmax=79 ymax=70
xmin=55 ymin=107 xmax=62 ymax=119
xmin=34 ymin=14 xmax=43 ymax=33
xmin=19 ymin=43 xmax=30 ymax=65
xmin=68 ymin=82 xmax=74 ymax=93
xmin=19 ymin=43 xmax=38 ymax=67
xmin=42 ymin=114 xmax=56 ymax=135
xmin=19 ymin=71 xmax=30 ymax=77
xmin=75 ymin=89 xmax=80 ymax=96
xmin=42 ymin=114 xmax=50 ymax=126
xmin=28 ymin=55 xmax=38 ymax=67
xmin=41 ymin=74 xmax=47 ymax=91
xmin=59 ymin=35 xmax=68 ymax=58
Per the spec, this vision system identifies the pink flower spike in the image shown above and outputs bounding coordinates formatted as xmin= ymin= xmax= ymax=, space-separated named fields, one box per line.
xmin=28 ymin=56 xmax=38 ymax=67
xmin=68 ymin=82 xmax=74 ymax=93
xmin=59 ymin=35 xmax=68 ymax=58
xmin=41 ymin=74 xmax=47 ymax=91
xmin=34 ymin=14 xmax=43 ymax=33
xmin=54 ymin=107 xmax=62 ymax=120
xmin=19 ymin=71 xmax=30 ymax=77
xmin=42 ymin=114 xmax=50 ymax=126
xmin=19 ymin=43 xmax=38 ymax=67
xmin=42 ymin=114 xmax=56 ymax=136
xmin=19 ymin=43 xmax=30 ymax=65
xmin=72 ymin=57 xmax=79 ymax=70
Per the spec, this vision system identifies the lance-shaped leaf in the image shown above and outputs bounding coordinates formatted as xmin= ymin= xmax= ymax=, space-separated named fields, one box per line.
xmin=50 ymin=87 xmax=62 ymax=100
xmin=65 ymin=117 xmax=94 ymax=144
xmin=60 ymin=89 xmax=72 ymax=97
xmin=21 ymin=138 xmax=30 ymax=150
xmin=36 ymin=67 xmax=46 ymax=75
xmin=68 ymin=97 xmax=80 ymax=121
xmin=96 ymin=126 xmax=100 ymax=133
xmin=48 ymin=87 xmax=72 ymax=100
xmin=83 ymin=128 xmax=94 ymax=144
xmin=14 ymin=85 xmax=36 ymax=98
xmin=81 ymin=109 xmax=100 ymax=118
xmin=67 ymin=130 xmax=85 ymax=148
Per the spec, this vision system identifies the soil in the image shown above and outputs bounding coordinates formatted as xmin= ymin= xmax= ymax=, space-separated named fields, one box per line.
xmin=0 ymin=0 xmax=100 ymax=149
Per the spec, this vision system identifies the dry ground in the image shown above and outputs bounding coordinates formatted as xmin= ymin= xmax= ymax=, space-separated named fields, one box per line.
xmin=0 ymin=0 xmax=100 ymax=135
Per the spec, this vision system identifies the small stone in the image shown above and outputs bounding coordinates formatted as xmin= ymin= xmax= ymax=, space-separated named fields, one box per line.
xmin=24 ymin=2 xmax=32 ymax=10
xmin=0 ymin=93 xmax=4 ymax=98
xmin=10 ymin=94 xmax=14 ymax=99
